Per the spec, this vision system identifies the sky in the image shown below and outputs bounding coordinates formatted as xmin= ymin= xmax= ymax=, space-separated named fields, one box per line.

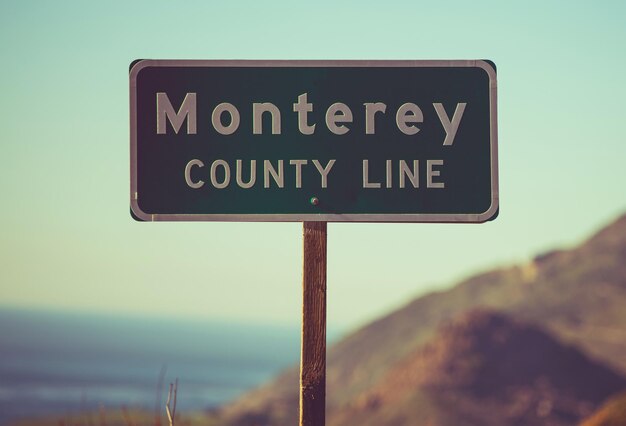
xmin=1 ymin=1 xmax=625 ymax=332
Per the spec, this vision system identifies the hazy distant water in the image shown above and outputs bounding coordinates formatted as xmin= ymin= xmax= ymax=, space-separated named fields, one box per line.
xmin=0 ymin=309 xmax=302 ymax=423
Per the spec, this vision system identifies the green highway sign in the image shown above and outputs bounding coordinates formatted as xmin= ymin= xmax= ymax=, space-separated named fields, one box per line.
xmin=130 ymin=60 xmax=498 ymax=222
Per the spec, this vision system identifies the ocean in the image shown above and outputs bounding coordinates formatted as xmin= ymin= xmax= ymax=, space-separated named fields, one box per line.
xmin=0 ymin=309 xmax=303 ymax=424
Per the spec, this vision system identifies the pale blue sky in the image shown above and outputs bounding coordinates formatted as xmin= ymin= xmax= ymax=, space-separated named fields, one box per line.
xmin=1 ymin=1 xmax=625 ymax=331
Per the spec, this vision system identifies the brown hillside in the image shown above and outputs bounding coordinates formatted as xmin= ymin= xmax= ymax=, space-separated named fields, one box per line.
xmin=334 ymin=310 xmax=626 ymax=426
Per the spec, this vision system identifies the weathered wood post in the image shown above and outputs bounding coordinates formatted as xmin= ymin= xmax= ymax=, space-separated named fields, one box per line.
xmin=300 ymin=221 xmax=327 ymax=426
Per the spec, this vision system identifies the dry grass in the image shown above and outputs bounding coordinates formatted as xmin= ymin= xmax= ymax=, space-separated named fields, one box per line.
xmin=165 ymin=380 xmax=178 ymax=426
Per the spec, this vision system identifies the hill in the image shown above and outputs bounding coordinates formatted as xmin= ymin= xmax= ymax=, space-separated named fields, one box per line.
xmin=333 ymin=309 xmax=626 ymax=426
xmin=209 ymin=213 xmax=626 ymax=425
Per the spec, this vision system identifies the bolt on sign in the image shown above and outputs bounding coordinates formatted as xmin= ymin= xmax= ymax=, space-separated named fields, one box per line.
xmin=130 ymin=60 xmax=498 ymax=222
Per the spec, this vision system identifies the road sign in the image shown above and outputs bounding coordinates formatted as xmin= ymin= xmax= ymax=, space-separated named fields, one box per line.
xmin=130 ymin=60 xmax=498 ymax=222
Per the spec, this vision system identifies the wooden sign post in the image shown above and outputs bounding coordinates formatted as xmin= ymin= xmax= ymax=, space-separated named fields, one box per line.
xmin=300 ymin=222 xmax=327 ymax=426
